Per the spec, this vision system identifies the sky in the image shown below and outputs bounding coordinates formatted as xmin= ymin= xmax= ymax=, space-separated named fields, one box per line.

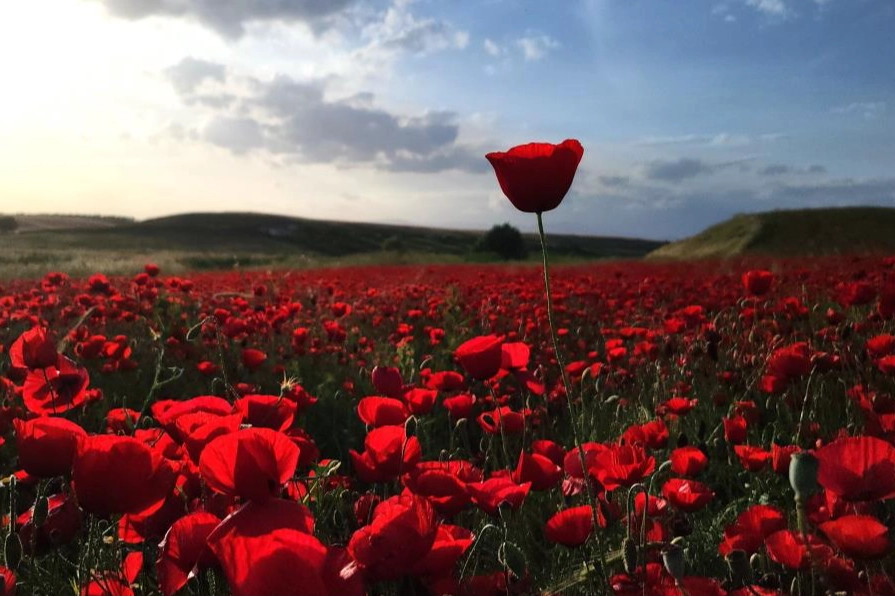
xmin=0 ymin=0 xmax=893 ymax=240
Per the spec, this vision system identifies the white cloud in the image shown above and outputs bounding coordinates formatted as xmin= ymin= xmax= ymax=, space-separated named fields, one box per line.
xmin=832 ymin=101 xmax=887 ymax=120
xmin=163 ymin=62 xmax=489 ymax=173
xmin=633 ymin=132 xmax=787 ymax=147
xmin=93 ymin=0 xmax=360 ymax=38
xmin=745 ymin=0 xmax=788 ymax=16
xmin=483 ymin=38 xmax=502 ymax=57
xmin=515 ymin=34 xmax=559 ymax=61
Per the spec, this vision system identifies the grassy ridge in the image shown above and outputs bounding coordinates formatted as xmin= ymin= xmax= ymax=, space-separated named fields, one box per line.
xmin=0 ymin=212 xmax=664 ymax=278
xmin=648 ymin=206 xmax=895 ymax=260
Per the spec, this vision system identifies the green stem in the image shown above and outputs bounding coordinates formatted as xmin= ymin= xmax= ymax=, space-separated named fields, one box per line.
xmin=536 ymin=211 xmax=610 ymax=591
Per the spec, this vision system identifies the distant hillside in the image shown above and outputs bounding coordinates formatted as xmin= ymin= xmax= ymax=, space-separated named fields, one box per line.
xmin=2 ymin=214 xmax=133 ymax=232
xmin=0 ymin=212 xmax=664 ymax=277
xmin=648 ymin=206 xmax=895 ymax=260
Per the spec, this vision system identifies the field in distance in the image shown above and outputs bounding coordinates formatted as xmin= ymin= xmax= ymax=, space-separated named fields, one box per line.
xmin=0 ymin=212 xmax=664 ymax=279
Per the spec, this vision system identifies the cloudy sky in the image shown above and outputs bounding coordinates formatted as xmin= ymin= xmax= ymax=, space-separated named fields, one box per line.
xmin=0 ymin=0 xmax=893 ymax=240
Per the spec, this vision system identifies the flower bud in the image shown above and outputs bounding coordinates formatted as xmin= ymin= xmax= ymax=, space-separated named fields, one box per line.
xmin=788 ymin=452 xmax=819 ymax=500
xmin=4 ymin=533 xmax=22 ymax=570
xmin=622 ymin=537 xmax=637 ymax=575
xmin=725 ymin=549 xmax=752 ymax=587
xmin=662 ymin=544 xmax=685 ymax=581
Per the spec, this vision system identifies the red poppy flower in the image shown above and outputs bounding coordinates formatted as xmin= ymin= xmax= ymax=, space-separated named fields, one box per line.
xmin=348 ymin=492 xmax=438 ymax=581
xmin=719 ymin=504 xmax=788 ymax=556
xmin=9 ymin=326 xmax=57 ymax=370
xmin=357 ymin=396 xmax=409 ymax=427
xmin=662 ymin=478 xmax=714 ymax=512
xmin=211 ymin=526 xmax=353 ymax=595
xmin=177 ymin=412 xmax=244 ymax=463
xmin=454 ymin=335 xmax=503 ymax=380
xmin=815 ymin=435 xmax=895 ymax=501
xmin=501 ymin=342 xmax=531 ymax=370
xmin=531 ymin=439 xmax=565 ymax=467
xmin=403 ymin=388 xmax=437 ymax=416
xmin=764 ymin=530 xmax=832 ymax=570
xmin=766 ymin=342 xmax=812 ymax=380
xmin=407 ymin=524 xmax=474 ymax=577
xmin=723 ymin=415 xmax=748 ymax=444
xmin=349 ymin=425 xmax=421 ymax=483
xmin=14 ymin=417 xmax=86 ymax=477
xmin=73 ymin=435 xmax=176 ymax=517
xmin=240 ymin=348 xmax=267 ymax=370
xmin=485 ymin=139 xmax=584 ymax=213
xmin=467 ymin=475 xmax=531 ymax=516
xmin=820 ymin=515 xmax=891 ymax=559
xmin=442 ymin=393 xmax=476 ymax=419
xmin=22 ymin=356 xmax=90 ymax=416
xmin=199 ymin=427 xmax=299 ymax=502
xmin=477 ymin=406 xmax=526 ymax=435
xmin=742 ymin=270 xmax=774 ymax=296
xmin=425 ymin=371 xmax=465 ymax=392
xmin=371 ymin=366 xmax=404 ymax=398
xmin=670 ymin=446 xmax=709 ymax=477
xmin=771 ymin=443 xmax=800 ymax=475
xmin=734 ymin=445 xmax=771 ymax=472
xmin=152 ymin=396 xmax=233 ymax=440
xmin=512 ymin=451 xmax=562 ymax=491
xmin=233 ymin=395 xmax=296 ymax=431
xmin=590 ymin=445 xmax=656 ymax=491
xmin=403 ymin=467 xmax=470 ymax=516
xmin=544 ymin=505 xmax=594 ymax=547
xmin=157 ymin=512 xmax=221 ymax=596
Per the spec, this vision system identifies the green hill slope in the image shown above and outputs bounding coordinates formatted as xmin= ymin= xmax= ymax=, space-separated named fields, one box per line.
xmin=0 ymin=212 xmax=663 ymax=277
xmin=648 ymin=206 xmax=895 ymax=260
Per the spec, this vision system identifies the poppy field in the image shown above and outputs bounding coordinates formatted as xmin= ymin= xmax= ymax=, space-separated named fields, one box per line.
xmin=2 ymin=254 xmax=895 ymax=595
xmin=4 ymin=140 xmax=895 ymax=597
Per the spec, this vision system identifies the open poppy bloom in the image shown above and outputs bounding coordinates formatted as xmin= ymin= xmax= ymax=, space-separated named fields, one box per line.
xmin=454 ymin=335 xmax=503 ymax=380
xmin=198 ymin=427 xmax=299 ymax=502
xmin=544 ymin=505 xmax=594 ymax=547
xmin=14 ymin=417 xmax=87 ymax=477
xmin=819 ymin=515 xmax=891 ymax=559
xmin=73 ymin=434 xmax=175 ymax=517
xmin=815 ymin=435 xmax=895 ymax=501
xmin=22 ymin=356 xmax=91 ymax=415
xmin=485 ymin=140 xmax=584 ymax=213
xmin=348 ymin=492 xmax=438 ymax=581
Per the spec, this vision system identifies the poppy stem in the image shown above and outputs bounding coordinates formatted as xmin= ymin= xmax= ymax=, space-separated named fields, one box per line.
xmin=536 ymin=211 xmax=610 ymax=591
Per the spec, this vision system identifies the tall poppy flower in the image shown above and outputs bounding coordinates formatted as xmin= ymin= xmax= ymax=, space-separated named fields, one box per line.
xmin=199 ymin=427 xmax=299 ymax=502
xmin=485 ymin=140 xmax=584 ymax=213
xmin=454 ymin=335 xmax=503 ymax=380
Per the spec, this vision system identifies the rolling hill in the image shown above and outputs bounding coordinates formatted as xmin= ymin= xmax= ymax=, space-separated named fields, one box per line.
xmin=648 ymin=206 xmax=895 ymax=260
xmin=0 ymin=212 xmax=664 ymax=277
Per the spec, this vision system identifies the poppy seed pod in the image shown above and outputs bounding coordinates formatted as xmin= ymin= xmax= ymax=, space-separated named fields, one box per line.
xmin=725 ymin=549 xmax=753 ymax=587
xmin=662 ymin=544 xmax=685 ymax=581
xmin=788 ymin=452 xmax=818 ymax=500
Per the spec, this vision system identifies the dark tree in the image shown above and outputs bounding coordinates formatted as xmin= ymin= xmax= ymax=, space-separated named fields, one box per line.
xmin=0 ymin=216 xmax=17 ymax=234
xmin=475 ymin=223 xmax=528 ymax=260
